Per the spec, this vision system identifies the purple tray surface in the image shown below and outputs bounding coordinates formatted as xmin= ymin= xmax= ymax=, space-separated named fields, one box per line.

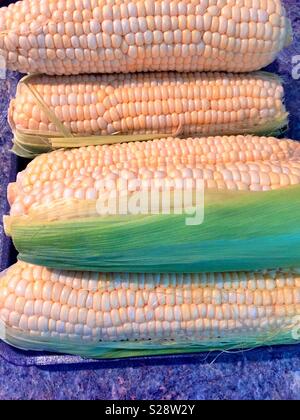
xmin=0 ymin=0 xmax=299 ymax=400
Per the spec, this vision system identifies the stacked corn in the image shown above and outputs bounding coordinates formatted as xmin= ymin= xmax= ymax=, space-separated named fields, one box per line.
xmin=3 ymin=134 xmax=300 ymax=355
xmin=1 ymin=0 xmax=300 ymax=358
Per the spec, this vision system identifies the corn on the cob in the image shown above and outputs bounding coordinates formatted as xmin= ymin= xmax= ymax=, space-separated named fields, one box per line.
xmin=1 ymin=262 xmax=299 ymax=357
xmin=0 ymin=0 xmax=292 ymax=76
xmin=7 ymin=135 xmax=300 ymax=216
xmin=9 ymin=72 xmax=288 ymax=158
xmin=4 ymin=135 xmax=300 ymax=273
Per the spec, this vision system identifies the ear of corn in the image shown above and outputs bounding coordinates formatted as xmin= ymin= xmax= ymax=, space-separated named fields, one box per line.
xmin=0 ymin=262 xmax=299 ymax=358
xmin=0 ymin=0 xmax=292 ymax=76
xmin=9 ymin=72 xmax=288 ymax=158
xmin=4 ymin=135 xmax=300 ymax=273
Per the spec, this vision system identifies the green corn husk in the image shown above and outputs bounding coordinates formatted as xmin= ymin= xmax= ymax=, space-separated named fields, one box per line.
xmin=5 ymin=185 xmax=300 ymax=273
xmin=1 ymin=324 xmax=299 ymax=359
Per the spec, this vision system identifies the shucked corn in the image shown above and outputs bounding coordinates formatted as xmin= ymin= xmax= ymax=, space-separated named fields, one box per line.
xmin=0 ymin=262 xmax=299 ymax=357
xmin=10 ymin=72 xmax=288 ymax=157
xmin=0 ymin=0 xmax=292 ymax=75
xmin=7 ymin=135 xmax=300 ymax=218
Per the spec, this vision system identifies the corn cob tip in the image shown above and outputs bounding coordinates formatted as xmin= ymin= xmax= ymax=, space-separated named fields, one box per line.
xmin=3 ymin=215 xmax=12 ymax=237
xmin=0 ymin=268 xmax=10 ymax=343
xmin=285 ymin=18 xmax=293 ymax=47
xmin=7 ymin=99 xmax=15 ymax=131
xmin=7 ymin=183 xmax=17 ymax=207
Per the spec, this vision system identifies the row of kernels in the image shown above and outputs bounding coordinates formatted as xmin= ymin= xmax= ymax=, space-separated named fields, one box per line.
xmin=1 ymin=0 xmax=283 ymax=19
xmin=16 ymin=105 xmax=282 ymax=133
xmin=2 ymin=309 xmax=296 ymax=342
xmin=4 ymin=274 xmax=300 ymax=315
xmin=18 ymin=37 xmax=283 ymax=60
xmin=17 ymin=135 xmax=291 ymax=180
xmin=23 ymin=72 xmax=277 ymax=91
xmin=6 ymin=55 xmax=281 ymax=76
xmin=18 ymin=161 xmax=293 ymax=190
xmin=19 ymin=109 xmax=279 ymax=134
xmin=22 ymin=72 xmax=282 ymax=95
xmin=2 ymin=2 xmax=283 ymax=31
xmin=2 ymin=295 xmax=299 ymax=331
xmin=9 ymin=161 xmax=300 ymax=215
xmin=1 ymin=262 xmax=293 ymax=296
xmin=12 ymin=134 xmax=298 ymax=189
xmin=17 ymin=81 xmax=282 ymax=110
xmin=4 ymin=2 xmax=285 ymax=37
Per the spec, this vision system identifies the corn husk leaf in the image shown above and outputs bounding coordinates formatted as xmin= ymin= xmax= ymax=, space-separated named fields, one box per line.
xmin=1 ymin=322 xmax=299 ymax=359
xmin=5 ymin=185 xmax=300 ymax=273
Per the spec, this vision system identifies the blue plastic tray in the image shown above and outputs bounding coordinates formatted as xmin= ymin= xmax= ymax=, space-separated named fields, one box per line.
xmin=0 ymin=0 xmax=300 ymax=367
